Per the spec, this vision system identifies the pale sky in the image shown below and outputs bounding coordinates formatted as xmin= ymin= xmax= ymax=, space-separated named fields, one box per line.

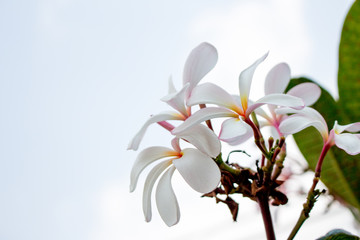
xmin=0 ymin=0 xmax=357 ymax=239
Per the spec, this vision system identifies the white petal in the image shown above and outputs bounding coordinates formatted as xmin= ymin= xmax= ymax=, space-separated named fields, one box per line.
xmin=130 ymin=146 xmax=178 ymax=192
xmin=127 ymin=111 xmax=185 ymax=150
xmin=258 ymin=120 xmax=273 ymax=128
xmin=254 ymin=107 xmax=273 ymax=122
xmin=172 ymin=107 xmax=238 ymax=135
xmin=220 ymin=120 xmax=253 ymax=145
xmin=161 ymin=83 xmax=190 ymax=117
xmin=287 ymin=82 xmax=321 ymax=106
xmin=155 ymin=166 xmax=180 ymax=227
xmin=167 ymin=76 xmax=177 ymax=94
xmin=275 ymin=107 xmax=327 ymax=129
xmin=183 ymin=42 xmax=218 ymax=94
xmin=187 ymin=83 xmax=242 ymax=113
xmin=171 ymin=138 xmax=181 ymax=153
xmin=239 ymin=52 xmax=268 ymax=104
xmin=264 ymin=63 xmax=290 ymax=95
xmin=221 ymin=133 xmax=253 ymax=145
xmin=232 ymin=94 xmax=242 ymax=107
xmin=173 ymin=148 xmax=221 ymax=193
xmin=346 ymin=123 xmax=360 ymax=132
xmin=142 ymin=160 xmax=172 ymax=222
xmin=333 ymin=121 xmax=360 ymax=134
xmin=177 ymin=124 xmax=221 ymax=158
xmin=279 ymin=115 xmax=328 ymax=139
xmin=219 ymin=118 xmax=248 ymax=141
xmin=270 ymin=125 xmax=282 ymax=139
xmin=247 ymin=93 xmax=304 ymax=116
xmin=334 ymin=133 xmax=360 ymax=155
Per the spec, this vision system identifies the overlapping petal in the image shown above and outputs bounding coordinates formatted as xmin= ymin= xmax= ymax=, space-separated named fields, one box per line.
xmin=287 ymin=82 xmax=321 ymax=106
xmin=246 ymin=93 xmax=305 ymax=116
xmin=187 ymin=82 xmax=242 ymax=113
xmin=183 ymin=42 xmax=218 ymax=95
xmin=143 ymin=160 xmax=172 ymax=222
xmin=278 ymin=115 xmax=328 ymax=140
xmin=275 ymin=107 xmax=327 ymax=129
xmin=155 ymin=166 xmax=180 ymax=227
xmin=219 ymin=118 xmax=248 ymax=140
xmin=176 ymin=124 xmax=221 ymax=158
xmin=130 ymin=146 xmax=178 ymax=192
xmin=173 ymin=148 xmax=221 ymax=193
xmin=127 ymin=111 xmax=185 ymax=150
xmin=254 ymin=107 xmax=273 ymax=122
xmin=172 ymin=107 xmax=238 ymax=135
xmin=219 ymin=118 xmax=253 ymax=145
xmin=264 ymin=63 xmax=290 ymax=95
xmin=161 ymin=83 xmax=190 ymax=117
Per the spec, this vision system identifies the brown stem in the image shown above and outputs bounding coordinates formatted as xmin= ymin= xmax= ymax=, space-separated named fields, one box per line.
xmin=244 ymin=117 xmax=269 ymax=158
xmin=257 ymin=193 xmax=276 ymax=240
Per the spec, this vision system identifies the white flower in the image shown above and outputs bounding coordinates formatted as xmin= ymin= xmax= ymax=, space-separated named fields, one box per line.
xmin=277 ymin=107 xmax=360 ymax=155
xmin=173 ymin=53 xmax=305 ymax=145
xmin=128 ymin=42 xmax=218 ymax=150
xmin=255 ymin=63 xmax=321 ymax=137
xmin=129 ymin=137 xmax=221 ymax=226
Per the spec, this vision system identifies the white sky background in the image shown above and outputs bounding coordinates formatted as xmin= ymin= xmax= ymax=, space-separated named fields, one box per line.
xmin=0 ymin=0 xmax=358 ymax=239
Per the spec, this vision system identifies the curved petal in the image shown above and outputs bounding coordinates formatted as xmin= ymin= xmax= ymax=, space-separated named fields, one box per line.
xmin=172 ymin=107 xmax=238 ymax=135
xmin=183 ymin=42 xmax=218 ymax=94
xmin=161 ymin=83 xmax=190 ymax=117
xmin=171 ymin=137 xmax=181 ymax=153
xmin=130 ymin=146 xmax=178 ymax=192
xmin=155 ymin=166 xmax=180 ymax=227
xmin=279 ymin=115 xmax=328 ymax=140
xmin=239 ymin=52 xmax=268 ymax=109
xmin=177 ymin=124 xmax=221 ymax=158
xmin=167 ymin=76 xmax=177 ymax=94
xmin=127 ymin=111 xmax=185 ymax=150
xmin=258 ymin=120 xmax=273 ymax=128
xmin=333 ymin=121 xmax=360 ymax=134
xmin=232 ymin=94 xmax=242 ymax=107
xmin=219 ymin=118 xmax=247 ymax=141
xmin=247 ymin=94 xmax=304 ymax=117
xmin=173 ymin=148 xmax=221 ymax=193
xmin=287 ymin=82 xmax=321 ymax=106
xmin=254 ymin=107 xmax=273 ymax=123
xmin=264 ymin=63 xmax=290 ymax=95
xmin=334 ymin=133 xmax=360 ymax=155
xmin=142 ymin=160 xmax=172 ymax=222
xmin=187 ymin=83 xmax=242 ymax=114
xmin=220 ymin=120 xmax=253 ymax=145
xmin=275 ymin=107 xmax=328 ymax=128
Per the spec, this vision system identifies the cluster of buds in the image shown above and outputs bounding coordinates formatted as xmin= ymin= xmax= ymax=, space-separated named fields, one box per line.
xmin=127 ymin=43 xmax=360 ymax=234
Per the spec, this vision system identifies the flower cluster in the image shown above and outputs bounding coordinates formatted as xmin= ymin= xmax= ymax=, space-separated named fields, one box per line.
xmin=128 ymin=42 xmax=360 ymax=228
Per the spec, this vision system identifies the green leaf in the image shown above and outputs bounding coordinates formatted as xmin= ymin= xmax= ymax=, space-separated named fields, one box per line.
xmin=287 ymin=78 xmax=360 ymax=210
xmin=338 ymin=0 xmax=360 ymax=121
xmin=316 ymin=229 xmax=359 ymax=240
xmin=286 ymin=0 xmax=360 ymax=215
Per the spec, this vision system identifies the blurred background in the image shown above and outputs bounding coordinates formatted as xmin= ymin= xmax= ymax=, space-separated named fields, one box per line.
xmin=0 ymin=0 xmax=358 ymax=239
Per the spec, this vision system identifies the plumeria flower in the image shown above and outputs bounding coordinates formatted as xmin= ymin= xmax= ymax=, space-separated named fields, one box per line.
xmin=255 ymin=63 xmax=321 ymax=137
xmin=277 ymin=107 xmax=360 ymax=155
xmin=172 ymin=53 xmax=305 ymax=145
xmin=128 ymin=42 xmax=218 ymax=150
xmin=129 ymin=137 xmax=221 ymax=226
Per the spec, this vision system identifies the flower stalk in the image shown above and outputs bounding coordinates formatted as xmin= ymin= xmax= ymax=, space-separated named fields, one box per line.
xmin=287 ymin=143 xmax=331 ymax=240
xmin=257 ymin=193 xmax=276 ymax=240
